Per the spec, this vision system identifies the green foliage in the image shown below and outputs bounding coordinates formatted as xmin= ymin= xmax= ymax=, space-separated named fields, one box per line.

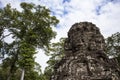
xmin=106 ymin=32 xmax=120 ymax=57
xmin=44 ymin=38 xmax=65 ymax=79
xmin=0 ymin=2 xmax=59 ymax=80
xmin=106 ymin=32 xmax=120 ymax=65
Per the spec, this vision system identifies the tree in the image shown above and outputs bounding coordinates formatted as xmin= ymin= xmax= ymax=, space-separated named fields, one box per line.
xmin=0 ymin=59 xmax=43 ymax=80
xmin=44 ymin=38 xmax=65 ymax=79
xmin=0 ymin=2 xmax=59 ymax=80
xmin=106 ymin=32 xmax=120 ymax=65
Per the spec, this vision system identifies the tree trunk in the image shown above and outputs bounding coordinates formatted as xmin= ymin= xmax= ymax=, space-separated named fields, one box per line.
xmin=7 ymin=74 xmax=11 ymax=80
xmin=7 ymin=53 xmax=18 ymax=80
xmin=20 ymin=68 xmax=25 ymax=80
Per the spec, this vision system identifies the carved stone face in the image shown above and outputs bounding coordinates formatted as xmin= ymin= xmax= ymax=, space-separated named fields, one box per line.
xmin=51 ymin=22 xmax=120 ymax=80
xmin=65 ymin=22 xmax=105 ymax=52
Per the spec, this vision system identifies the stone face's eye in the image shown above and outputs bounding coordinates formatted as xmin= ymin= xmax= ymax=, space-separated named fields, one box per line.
xmin=76 ymin=27 xmax=80 ymax=31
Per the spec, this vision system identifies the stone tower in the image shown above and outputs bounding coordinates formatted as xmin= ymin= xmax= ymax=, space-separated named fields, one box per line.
xmin=51 ymin=22 xmax=120 ymax=80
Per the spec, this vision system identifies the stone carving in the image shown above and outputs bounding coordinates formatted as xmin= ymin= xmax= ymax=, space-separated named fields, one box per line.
xmin=51 ymin=22 xmax=120 ymax=80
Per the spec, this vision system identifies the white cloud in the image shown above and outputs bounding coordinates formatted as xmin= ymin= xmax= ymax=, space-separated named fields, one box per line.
xmin=94 ymin=2 xmax=120 ymax=37
xmin=0 ymin=0 xmax=21 ymax=10
xmin=0 ymin=0 xmax=120 ymax=71
xmin=46 ymin=0 xmax=120 ymax=38
xmin=35 ymin=49 xmax=50 ymax=72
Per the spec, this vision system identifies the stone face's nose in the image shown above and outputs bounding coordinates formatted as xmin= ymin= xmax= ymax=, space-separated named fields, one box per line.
xmin=51 ymin=22 xmax=120 ymax=80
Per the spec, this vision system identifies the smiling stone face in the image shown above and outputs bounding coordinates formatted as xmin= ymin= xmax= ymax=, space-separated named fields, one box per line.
xmin=51 ymin=22 xmax=120 ymax=80
xmin=64 ymin=22 xmax=105 ymax=53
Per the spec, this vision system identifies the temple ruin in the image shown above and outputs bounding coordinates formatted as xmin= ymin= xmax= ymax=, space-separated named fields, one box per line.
xmin=51 ymin=22 xmax=120 ymax=80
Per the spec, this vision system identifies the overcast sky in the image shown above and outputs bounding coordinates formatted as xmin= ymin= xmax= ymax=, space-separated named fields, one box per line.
xmin=0 ymin=0 xmax=120 ymax=71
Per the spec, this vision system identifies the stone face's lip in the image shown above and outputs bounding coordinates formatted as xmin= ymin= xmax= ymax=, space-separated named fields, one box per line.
xmin=51 ymin=22 xmax=120 ymax=80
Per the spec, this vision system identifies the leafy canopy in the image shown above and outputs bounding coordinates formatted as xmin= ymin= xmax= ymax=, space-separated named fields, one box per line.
xmin=0 ymin=2 xmax=59 ymax=80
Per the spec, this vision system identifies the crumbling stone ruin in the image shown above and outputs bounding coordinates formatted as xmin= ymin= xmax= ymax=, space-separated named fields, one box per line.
xmin=50 ymin=22 xmax=120 ymax=80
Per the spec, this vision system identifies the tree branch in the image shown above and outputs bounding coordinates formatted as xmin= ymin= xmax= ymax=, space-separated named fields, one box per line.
xmin=0 ymin=33 xmax=12 ymax=41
